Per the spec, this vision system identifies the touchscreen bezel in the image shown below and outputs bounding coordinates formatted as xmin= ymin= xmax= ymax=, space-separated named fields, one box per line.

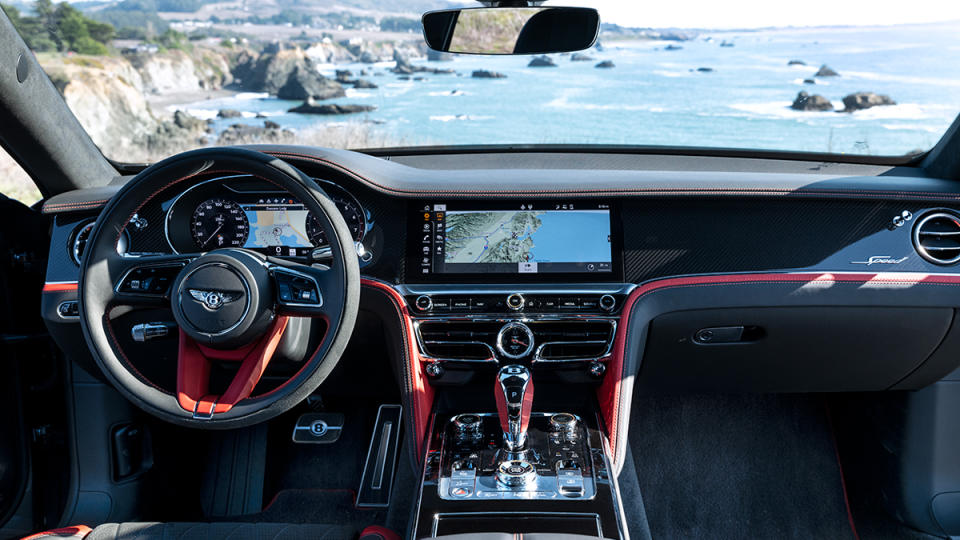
xmin=405 ymin=200 xmax=623 ymax=283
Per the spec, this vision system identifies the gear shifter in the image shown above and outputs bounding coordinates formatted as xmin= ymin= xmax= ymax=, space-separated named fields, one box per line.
xmin=494 ymin=365 xmax=534 ymax=451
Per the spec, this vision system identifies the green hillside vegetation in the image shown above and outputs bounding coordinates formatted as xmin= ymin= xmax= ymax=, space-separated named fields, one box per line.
xmin=2 ymin=0 xmax=114 ymax=54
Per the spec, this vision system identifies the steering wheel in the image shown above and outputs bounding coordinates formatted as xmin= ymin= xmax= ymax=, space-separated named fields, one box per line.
xmin=78 ymin=148 xmax=360 ymax=429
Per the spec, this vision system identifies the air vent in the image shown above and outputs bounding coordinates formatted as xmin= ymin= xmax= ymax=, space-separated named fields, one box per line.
xmin=416 ymin=321 xmax=501 ymax=361
xmin=914 ymin=212 xmax=960 ymax=265
xmin=529 ymin=320 xmax=615 ymax=362
xmin=71 ymin=221 xmax=96 ymax=265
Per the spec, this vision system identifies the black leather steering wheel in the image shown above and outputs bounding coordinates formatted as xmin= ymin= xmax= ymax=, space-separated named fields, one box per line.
xmin=78 ymin=148 xmax=359 ymax=429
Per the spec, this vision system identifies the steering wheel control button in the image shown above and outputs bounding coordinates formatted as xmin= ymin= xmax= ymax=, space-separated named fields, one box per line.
xmin=506 ymin=293 xmax=525 ymax=311
xmin=131 ymin=322 xmax=175 ymax=342
xmin=599 ymin=294 xmax=617 ymax=312
xmin=496 ymin=322 xmax=535 ymax=359
xmin=415 ymin=295 xmax=433 ymax=311
xmin=117 ymin=264 xmax=183 ymax=295
xmin=274 ymin=270 xmax=321 ymax=306
xmin=292 ymin=413 xmax=344 ymax=444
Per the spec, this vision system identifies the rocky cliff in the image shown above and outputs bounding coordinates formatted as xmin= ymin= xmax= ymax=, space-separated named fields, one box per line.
xmin=126 ymin=48 xmax=233 ymax=94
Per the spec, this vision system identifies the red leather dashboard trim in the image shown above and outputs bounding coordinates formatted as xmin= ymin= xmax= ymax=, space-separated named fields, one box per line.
xmin=21 ymin=525 xmax=92 ymax=539
xmin=43 ymin=281 xmax=78 ymax=293
xmin=598 ymin=271 xmax=960 ymax=465
xmin=361 ymin=279 xmax=434 ymax=457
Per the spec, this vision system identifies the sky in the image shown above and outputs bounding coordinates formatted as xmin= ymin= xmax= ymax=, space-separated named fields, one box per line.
xmin=580 ymin=0 xmax=960 ymax=29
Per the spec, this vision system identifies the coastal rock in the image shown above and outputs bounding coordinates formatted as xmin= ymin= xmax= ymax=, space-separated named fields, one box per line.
xmin=173 ymin=110 xmax=209 ymax=133
xmin=815 ymin=64 xmax=839 ymax=77
xmin=352 ymin=79 xmax=379 ymax=89
xmin=841 ymin=92 xmax=896 ymax=112
xmin=595 ymin=60 xmax=615 ymax=69
xmin=570 ymin=52 xmax=595 ymax=62
xmin=236 ymin=47 xmax=328 ymax=95
xmin=217 ymin=123 xmax=294 ymax=145
xmin=359 ymin=51 xmax=379 ymax=64
xmin=719 ymin=40 xmax=734 ymax=47
xmin=803 ymin=78 xmax=816 ymax=84
xmin=276 ymin=67 xmax=345 ymax=101
xmin=288 ymin=100 xmax=377 ymax=115
xmin=788 ymin=59 xmax=806 ymax=66
xmin=696 ymin=67 xmax=714 ymax=72
xmin=263 ymin=120 xmax=281 ymax=129
xmin=127 ymin=48 xmax=232 ymax=94
xmin=472 ymin=70 xmax=507 ymax=79
xmin=664 ymin=44 xmax=683 ymax=51
xmin=790 ymin=91 xmax=834 ymax=111
xmin=218 ymin=109 xmax=242 ymax=118
xmin=392 ymin=50 xmax=416 ymax=74
xmin=335 ymin=69 xmax=354 ymax=82
xmin=391 ymin=50 xmax=455 ymax=75
xmin=528 ymin=55 xmax=557 ymax=67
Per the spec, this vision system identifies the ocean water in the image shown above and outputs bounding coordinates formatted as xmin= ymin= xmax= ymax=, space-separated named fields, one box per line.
xmin=171 ymin=21 xmax=960 ymax=156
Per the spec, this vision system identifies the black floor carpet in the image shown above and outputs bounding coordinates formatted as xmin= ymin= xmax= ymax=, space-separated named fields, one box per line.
xmin=628 ymin=393 xmax=857 ymax=540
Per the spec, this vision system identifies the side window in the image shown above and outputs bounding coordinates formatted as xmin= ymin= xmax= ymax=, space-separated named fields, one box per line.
xmin=0 ymin=146 xmax=42 ymax=206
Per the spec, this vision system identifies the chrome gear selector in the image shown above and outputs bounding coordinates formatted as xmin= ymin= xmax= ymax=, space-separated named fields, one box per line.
xmin=495 ymin=365 xmax=534 ymax=451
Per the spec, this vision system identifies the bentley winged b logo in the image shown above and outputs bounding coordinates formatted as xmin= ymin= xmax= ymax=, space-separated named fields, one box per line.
xmin=188 ymin=289 xmax=242 ymax=310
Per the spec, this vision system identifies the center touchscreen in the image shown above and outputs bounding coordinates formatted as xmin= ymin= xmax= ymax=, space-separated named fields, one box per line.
xmin=415 ymin=202 xmax=614 ymax=276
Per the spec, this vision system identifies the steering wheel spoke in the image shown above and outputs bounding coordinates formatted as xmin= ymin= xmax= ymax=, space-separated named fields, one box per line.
xmin=106 ymin=253 xmax=195 ymax=306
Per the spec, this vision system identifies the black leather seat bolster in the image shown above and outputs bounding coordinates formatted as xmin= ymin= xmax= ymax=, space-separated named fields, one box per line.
xmin=85 ymin=522 xmax=354 ymax=540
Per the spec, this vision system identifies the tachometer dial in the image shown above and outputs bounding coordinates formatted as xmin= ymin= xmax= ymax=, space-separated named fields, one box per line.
xmin=305 ymin=187 xmax=367 ymax=246
xmin=191 ymin=198 xmax=249 ymax=250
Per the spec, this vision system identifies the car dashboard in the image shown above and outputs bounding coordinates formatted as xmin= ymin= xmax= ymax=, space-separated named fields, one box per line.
xmin=35 ymin=146 xmax=960 ymax=538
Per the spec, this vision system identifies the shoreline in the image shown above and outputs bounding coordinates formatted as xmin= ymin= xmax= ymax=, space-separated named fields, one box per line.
xmin=146 ymin=87 xmax=241 ymax=119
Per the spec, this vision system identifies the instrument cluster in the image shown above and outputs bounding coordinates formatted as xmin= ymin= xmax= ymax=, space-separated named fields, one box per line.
xmin=164 ymin=176 xmax=368 ymax=258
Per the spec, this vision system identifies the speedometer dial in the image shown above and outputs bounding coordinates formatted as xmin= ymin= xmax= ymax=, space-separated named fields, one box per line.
xmin=305 ymin=185 xmax=367 ymax=247
xmin=191 ymin=198 xmax=249 ymax=249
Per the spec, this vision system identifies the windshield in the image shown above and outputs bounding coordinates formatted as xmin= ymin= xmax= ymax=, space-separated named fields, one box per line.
xmin=4 ymin=0 xmax=960 ymax=162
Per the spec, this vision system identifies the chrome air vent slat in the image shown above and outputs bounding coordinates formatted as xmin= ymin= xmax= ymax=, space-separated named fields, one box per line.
xmin=914 ymin=212 xmax=960 ymax=265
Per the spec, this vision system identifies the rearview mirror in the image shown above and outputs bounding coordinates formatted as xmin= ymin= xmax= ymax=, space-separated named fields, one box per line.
xmin=422 ymin=6 xmax=600 ymax=55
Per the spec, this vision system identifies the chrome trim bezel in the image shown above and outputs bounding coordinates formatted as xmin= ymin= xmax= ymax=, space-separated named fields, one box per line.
xmin=913 ymin=211 xmax=960 ymax=265
xmin=71 ymin=219 xmax=130 ymax=266
xmin=496 ymin=321 xmax=535 ymax=359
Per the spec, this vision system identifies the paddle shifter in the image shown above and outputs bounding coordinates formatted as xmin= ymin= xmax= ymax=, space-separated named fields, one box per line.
xmin=494 ymin=365 xmax=534 ymax=451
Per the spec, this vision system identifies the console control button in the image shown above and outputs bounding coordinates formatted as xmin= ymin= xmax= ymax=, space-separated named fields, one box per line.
xmin=470 ymin=297 xmax=491 ymax=311
xmin=550 ymin=413 xmax=578 ymax=436
xmin=496 ymin=460 xmax=536 ymax=487
xmin=599 ymin=294 xmax=617 ymax=312
xmin=506 ymin=293 xmax=525 ymax=311
xmin=415 ymin=295 xmax=433 ymax=311
xmin=559 ymin=297 xmax=580 ymax=309
xmin=451 ymin=298 xmax=470 ymax=310
xmin=431 ymin=297 xmax=451 ymax=310
xmin=580 ymin=297 xmax=599 ymax=310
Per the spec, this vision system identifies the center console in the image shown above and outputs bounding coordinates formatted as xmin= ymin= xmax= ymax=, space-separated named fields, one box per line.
xmin=401 ymin=201 xmax=628 ymax=538
xmin=410 ymin=364 xmax=626 ymax=539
